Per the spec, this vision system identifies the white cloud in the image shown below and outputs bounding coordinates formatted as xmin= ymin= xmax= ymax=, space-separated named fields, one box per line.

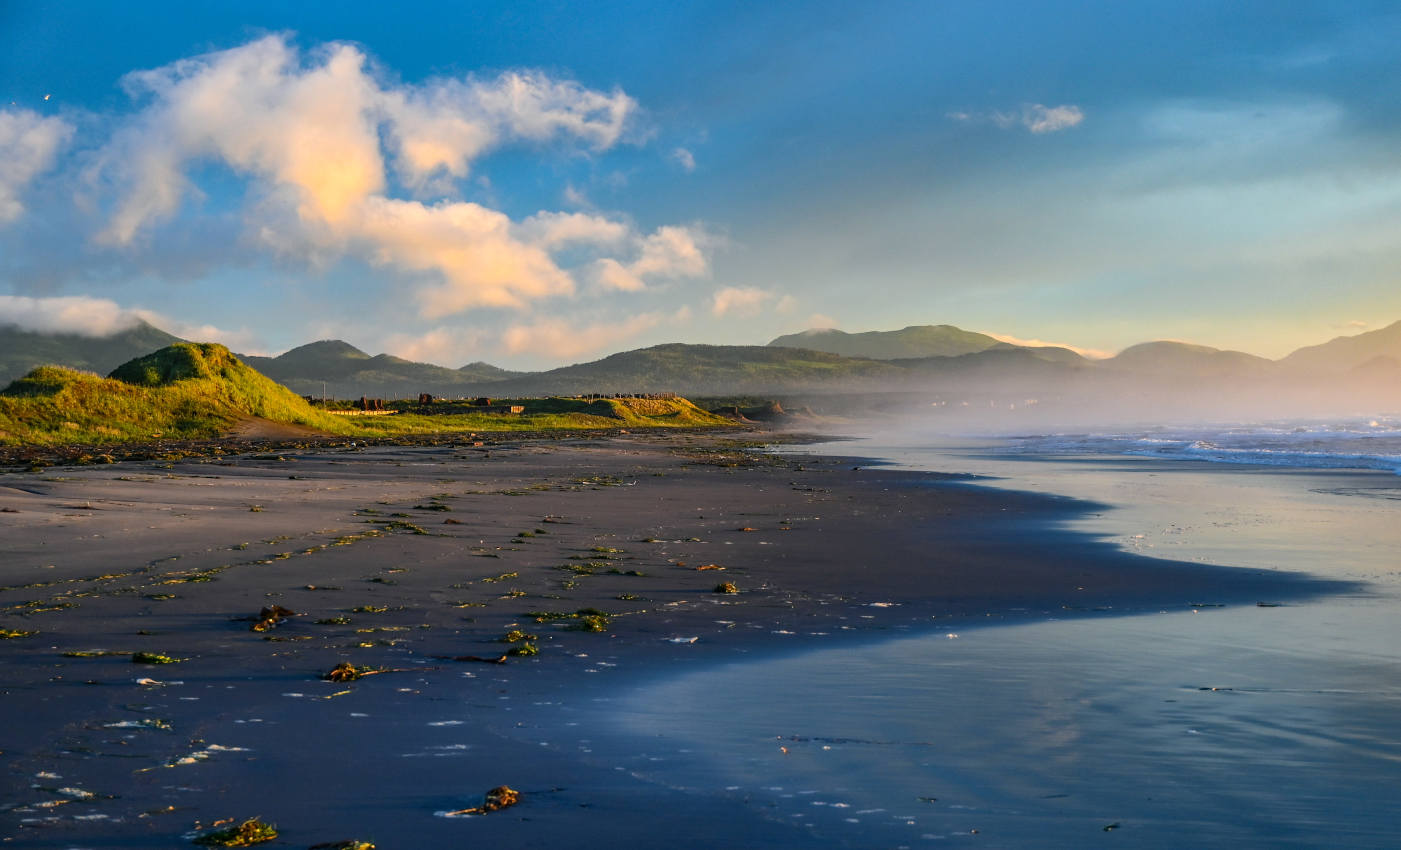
xmin=87 ymin=35 xmax=702 ymax=317
xmin=381 ymin=70 xmax=634 ymax=191
xmin=0 ymin=295 xmax=142 ymax=336
xmin=0 ymin=294 xmax=256 ymax=350
xmin=1020 ymin=103 xmax=1084 ymax=134
xmin=382 ymin=326 xmax=488 ymax=366
xmin=806 ymin=313 xmax=838 ymax=329
xmin=0 ymin=109 xmax=73 ymax=224
xmin=949 ymin=103 xmax=1084 ymax=134
xmin=502 ymin=312 xmax=663 ymax=360
xmin=671 ymin=146 xmax=696 ymax=172
xmin=356 ymin=197 xmax=575 ymax=314
xmin=632 ymin=225 xmax=708 ymax=278
xmin=591 ymin=224 xmax=711 ymax=292
xmin=711 ymin=286 xmax=771 ymax=317
xmin=133 ymin=310 xmax=262 ymax=352
xmin=517 ymin=210 xmax=630 ymax=250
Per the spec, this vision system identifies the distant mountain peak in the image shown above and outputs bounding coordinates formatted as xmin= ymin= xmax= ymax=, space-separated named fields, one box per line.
xmin=767 ymin=324 xmax=1004 ymax=360
xmin=278 ymin=339 xmax=371 ymax=360
xmin=1282 ymin=319 xmax=1401 ymax=374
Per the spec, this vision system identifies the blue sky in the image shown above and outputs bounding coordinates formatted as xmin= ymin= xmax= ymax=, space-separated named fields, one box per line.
xmin=1 ymin=0 xmax=1399 ymax=366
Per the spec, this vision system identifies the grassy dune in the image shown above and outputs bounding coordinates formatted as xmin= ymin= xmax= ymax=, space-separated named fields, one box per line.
xmin=0 ymin=343 xmax=731 ymax=446
xmin=0 ymin=344 xmax=350 ymax=445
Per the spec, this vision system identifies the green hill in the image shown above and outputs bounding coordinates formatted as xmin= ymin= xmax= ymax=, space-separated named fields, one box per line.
xmin=0 ymin=343 xmax=347 ymax=446
xmin=0 ymin=319 xmax=183 ymax=387
xmin=485 ymin=343 xmax=904 ymax=396
xmin=767 ymin=325 xmax=1005 ymax=359
xmin=1105 ymin=341 xmax=1277 ymax=378
xmin=242 ymin=340 xmax=522 ymax=398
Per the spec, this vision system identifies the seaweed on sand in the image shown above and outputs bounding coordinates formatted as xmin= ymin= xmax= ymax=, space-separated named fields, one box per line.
xmin=132 ymin=651 xmax=183 ymax=664
xmin=526 ymin=608 xmax=612 ymax=631
xmin=192 ymin=817 xmax=277 ymax=846
xmin=445 ymin=786 xmax=521 ymax=816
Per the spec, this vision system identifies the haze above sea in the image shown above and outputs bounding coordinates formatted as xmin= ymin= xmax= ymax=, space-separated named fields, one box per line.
xmin=542 ymin=418 xmax=1401 ymax=848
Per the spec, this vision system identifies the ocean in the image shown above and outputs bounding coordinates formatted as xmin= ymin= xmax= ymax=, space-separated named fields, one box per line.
xmin=984 ymin=415 xmax=1401 ymax=476
xmin=566 ymin=421 xmax=1401 ymax=848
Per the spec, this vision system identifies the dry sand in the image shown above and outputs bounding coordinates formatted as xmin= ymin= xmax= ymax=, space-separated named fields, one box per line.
xmin=0 ymin=433 xmax=1347 ymax=847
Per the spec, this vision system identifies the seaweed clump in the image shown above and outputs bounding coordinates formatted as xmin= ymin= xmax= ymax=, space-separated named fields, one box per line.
xmin=447 ymin=786 xmax=521 ymax=816
xmin=192 ymin=817 xmax=278 ymax=846
xmin=713 ymin=582 xmax=739 ymax=594
xmin=527 ymin=608 xmax=612 ymax=631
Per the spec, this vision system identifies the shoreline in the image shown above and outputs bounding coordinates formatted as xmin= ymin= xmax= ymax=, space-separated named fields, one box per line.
xmin=0 ymin=432 xmax=1356 ymax=846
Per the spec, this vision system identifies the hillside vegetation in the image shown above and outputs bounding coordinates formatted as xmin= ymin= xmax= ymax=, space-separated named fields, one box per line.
xmin=0 ymin=343 xmax=350 ymax=445
xmin=485 ymin=343 xmax=903 ymax=396
xmin=0 ymin=343 xmax=731 ymax=447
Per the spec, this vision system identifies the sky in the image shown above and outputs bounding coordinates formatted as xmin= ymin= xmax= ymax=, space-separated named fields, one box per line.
xmin=2 ymin=0 xmax=1400 ymax=367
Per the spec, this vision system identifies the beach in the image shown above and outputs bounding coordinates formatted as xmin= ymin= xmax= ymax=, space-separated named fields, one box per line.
xmin=0 ymin=432 xmax=1356 ymax=847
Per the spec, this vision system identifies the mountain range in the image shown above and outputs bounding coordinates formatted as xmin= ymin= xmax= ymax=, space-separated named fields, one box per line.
xmin=1 ymin=318 xmax=1398 ymax=401
xmin=240 ymin=340 xmax=523 ymax=399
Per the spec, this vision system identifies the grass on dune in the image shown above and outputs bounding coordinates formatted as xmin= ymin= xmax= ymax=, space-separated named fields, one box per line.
xmin=0 ymin=343 xmax=731 ymax=447
xmin=0 ymin=343 xmax=354 ymax=446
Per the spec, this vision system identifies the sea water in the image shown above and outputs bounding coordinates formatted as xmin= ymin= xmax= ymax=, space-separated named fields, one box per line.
xmin=575 ymin=423 xmax=1401 ymax=848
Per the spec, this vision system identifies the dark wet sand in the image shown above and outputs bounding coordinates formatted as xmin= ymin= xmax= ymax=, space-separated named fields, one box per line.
xmin=0 ymin=433 xmax=1351 ymax=847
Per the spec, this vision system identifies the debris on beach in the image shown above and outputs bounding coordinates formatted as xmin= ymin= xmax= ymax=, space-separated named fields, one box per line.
xmin=249 ymin=605 xmax=299 ymax=632
xmin=443 ymin=786 xmax=521 ymax=817
xmin=695 ymin=563 xmax=725 ymax=571
xmin=0 ymin=628 xmax=36 ymax=639
xmin=714 ymin=582 xmax=739 ymax=594
xmin=666 ymin=636 xmax=699 ymax=644
xmin=309 ymin=842 xmax=376 ymax=850
xmin=1256 ymin=602 xmax=1283 ymax=608
xmin=191 ymin=817 xmax=278 ymax=846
